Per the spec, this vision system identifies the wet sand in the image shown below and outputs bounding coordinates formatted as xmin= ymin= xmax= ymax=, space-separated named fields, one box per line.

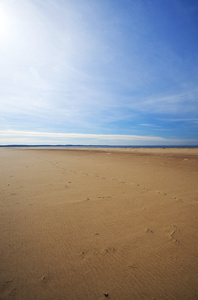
xmin=0 ymin=147 xmax=198 ymax=300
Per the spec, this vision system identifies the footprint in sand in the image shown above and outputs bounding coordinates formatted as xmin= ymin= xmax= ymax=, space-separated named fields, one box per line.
xmin=128 ymin=264 xmax=138 ymax=270
xmin=0 ymin=280 xmax=14 ymax=297
xmin=79 ymin=251 xmax=87 ymax=259
xmin=156 ymin=191 xmax=168 ymax=196
xmin=145 ymin=228 xmax=153 ymax=233
xmin=97 ymin=196 xmax=111 ymax=199
xmin=40 ymin=275 xmax=50 ymax=284
xmin=169 ymin=226 xmax=179 ymax=244
xmin=100 ymin=247 xmax=116 ymax=255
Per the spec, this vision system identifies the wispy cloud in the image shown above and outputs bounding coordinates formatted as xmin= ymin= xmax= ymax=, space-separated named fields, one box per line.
xmin=122 ymin=88 xmax=198 ymax=116
xmin=0 ymin=130 xmax=167 ymax=140
xmin=159 ymin=118 xmax=198 ymax=123
xmin=0 ymin=130 xmax=196 ymax=144
xmin=140 ymin=124 xmax=152 ymax=127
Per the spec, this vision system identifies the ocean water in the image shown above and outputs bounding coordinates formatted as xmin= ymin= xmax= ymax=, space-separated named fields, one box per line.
xmin=0 ymin=145 xmax=197 ymax=148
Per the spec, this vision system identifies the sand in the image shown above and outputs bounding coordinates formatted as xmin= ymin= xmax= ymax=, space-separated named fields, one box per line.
xmin=0 ymin=147 xmax=198 ymax=300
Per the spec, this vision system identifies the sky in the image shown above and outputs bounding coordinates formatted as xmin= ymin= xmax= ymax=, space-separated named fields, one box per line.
xmin=0 ymin=0 xmax=198 ymax=146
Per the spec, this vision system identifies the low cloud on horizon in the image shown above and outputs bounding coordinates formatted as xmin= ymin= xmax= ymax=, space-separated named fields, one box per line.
xmin=0 ymin=130 xmax=197 ymax=146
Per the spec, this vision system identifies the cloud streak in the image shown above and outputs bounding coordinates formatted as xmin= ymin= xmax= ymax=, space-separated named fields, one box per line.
xmin=0 ymin=130 xmax=193 ymax=143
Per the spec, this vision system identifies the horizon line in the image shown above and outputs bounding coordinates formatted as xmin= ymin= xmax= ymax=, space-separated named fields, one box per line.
xmin=1 ymin=144 xmax=198 ymax=148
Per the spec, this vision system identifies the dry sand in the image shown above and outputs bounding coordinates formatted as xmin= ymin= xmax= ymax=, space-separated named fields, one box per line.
xmin=0 ymin=147 xmax=198 ymax=300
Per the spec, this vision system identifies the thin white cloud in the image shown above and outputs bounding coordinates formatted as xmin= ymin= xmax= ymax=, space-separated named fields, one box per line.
xmin=140 ymin=124 xmax=155 ymax=127
xmin=159 ymin=118 xmax=198 ymax=122
xmin=0 ymin=130 xmax=187 ymax=142
xmin=125 ymin=88 xmax=198 ymax=115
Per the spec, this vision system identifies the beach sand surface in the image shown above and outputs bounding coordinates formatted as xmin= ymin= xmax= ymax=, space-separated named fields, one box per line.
xmin=0 ymin=147 xmax=198 ymax=300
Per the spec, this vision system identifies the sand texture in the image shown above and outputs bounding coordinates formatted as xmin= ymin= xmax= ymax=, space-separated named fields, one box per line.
xmin=0 ymin=147 xmax=198 ymax=300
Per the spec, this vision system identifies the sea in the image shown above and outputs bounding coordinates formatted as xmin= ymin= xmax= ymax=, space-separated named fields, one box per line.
xmin=0 ymin=145 xmax=197 ymax=149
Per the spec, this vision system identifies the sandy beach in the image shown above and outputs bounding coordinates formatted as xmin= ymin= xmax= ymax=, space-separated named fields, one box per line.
xmin=0 ymin=147 xmax=198 ymax=300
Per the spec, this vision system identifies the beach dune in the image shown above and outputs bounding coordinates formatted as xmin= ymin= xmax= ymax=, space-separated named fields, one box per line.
xmin=0 ymin=147 xmax=198 ymax=300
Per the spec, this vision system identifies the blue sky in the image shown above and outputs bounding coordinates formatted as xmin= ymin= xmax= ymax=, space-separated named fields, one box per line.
xmin=0 ymin=0 xmax=198 ymax=145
